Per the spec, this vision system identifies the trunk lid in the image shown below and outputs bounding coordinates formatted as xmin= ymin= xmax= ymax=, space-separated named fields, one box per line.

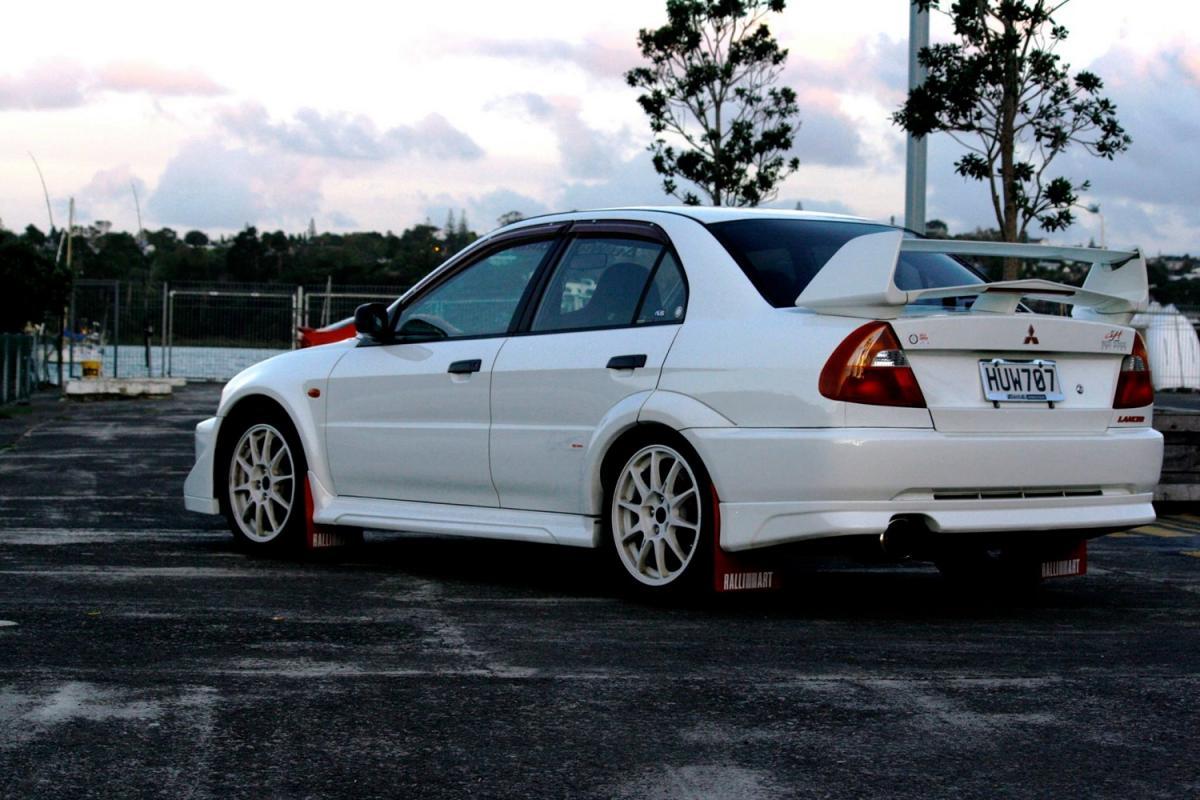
xmin=891 ymin=313 xmax=1135 ymax=433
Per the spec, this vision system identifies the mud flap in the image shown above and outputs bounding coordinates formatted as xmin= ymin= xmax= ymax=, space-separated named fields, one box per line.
xmin=1039 ymin=539 xmax=1087 ymax=580
xmin=710 ymin=487 xmax=782 ymax=593
xmin=304 ymin=476 xmax=362 ymax=550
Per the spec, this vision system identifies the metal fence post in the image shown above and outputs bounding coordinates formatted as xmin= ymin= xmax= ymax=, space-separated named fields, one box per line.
xmin=167 ymin=288 xmax=175 ymax=377
xmin=1 ymin=336 xmax=9 ymax=404
xmin=291 ymin=286 xmax=302 ymax=350
xmin=15 ymin=336 xmax=24 ymax=402
xmin=21 ymin=336 xmax=29 ymax=400
xmin=68 ymin=285 xmax=76 ymax=381
xmin=113 ymin=280 xmax=121 ymax=379
xmin=160 ymin=282 xmax=168 ymax=377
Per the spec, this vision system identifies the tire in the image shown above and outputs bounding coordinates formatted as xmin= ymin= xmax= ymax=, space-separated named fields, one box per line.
xmin=218 ymin=410 xmax=307 ymax=551
xmin=603 ymin=437 xmax=714 ymax=595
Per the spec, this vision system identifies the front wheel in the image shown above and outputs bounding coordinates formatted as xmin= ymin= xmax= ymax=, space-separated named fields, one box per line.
xmin=221 ymin=414 xmax=307 ymax=550
xmin=605 ymin=441 xmax=712 ymax=593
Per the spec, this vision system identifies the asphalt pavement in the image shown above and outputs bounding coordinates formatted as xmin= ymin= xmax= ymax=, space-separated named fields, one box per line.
xmin=1 ymin=386 xmax=1198 ymax=799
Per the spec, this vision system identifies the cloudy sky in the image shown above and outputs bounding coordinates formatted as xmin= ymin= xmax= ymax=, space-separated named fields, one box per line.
xmin=0 ymin=1 xmax=1197 ymax=253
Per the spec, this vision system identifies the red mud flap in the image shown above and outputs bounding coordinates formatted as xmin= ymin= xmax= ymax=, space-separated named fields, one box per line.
xmin=711 ymin=487 xmax=781 ymax=593
xmin=304 ymin=476 xmax=361 ymax=551
xmin=1040 ymin=539 xmax=1087 ymax=580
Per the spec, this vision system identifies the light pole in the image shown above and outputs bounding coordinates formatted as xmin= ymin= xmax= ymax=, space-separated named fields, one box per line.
xmin=1085 ymin=204 xmax=1106 ymax=249
xmin=904 ymin=3 xmax=930 ymax=233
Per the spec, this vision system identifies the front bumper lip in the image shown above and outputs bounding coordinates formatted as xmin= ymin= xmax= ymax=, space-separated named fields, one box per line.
xmin=183 ymin=416 xmax=221 ymax=515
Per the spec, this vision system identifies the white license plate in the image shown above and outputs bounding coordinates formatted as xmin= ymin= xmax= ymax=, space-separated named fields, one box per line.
xmin=979 ymin=359 xmax=1064 ymax=403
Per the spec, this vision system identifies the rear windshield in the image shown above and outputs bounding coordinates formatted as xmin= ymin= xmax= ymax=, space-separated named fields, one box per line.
xmin=706 ymin=219 xmax=984 ymax=308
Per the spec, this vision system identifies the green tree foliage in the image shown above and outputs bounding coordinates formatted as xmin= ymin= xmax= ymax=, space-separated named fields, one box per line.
xmin=893 ymin=0 xmax=1130 ymax=278
xmin=0 ymin=229 xmax=70 ymax=332
xmin=626 ymin=0 xmax=800 ymax=206
xmin=5 ymin=215 xmax=486 ymax=326
xmin=226 ymin=227 xmax=267 ymax=282
xmin=183 ymin=230 xmax=209 ymax=248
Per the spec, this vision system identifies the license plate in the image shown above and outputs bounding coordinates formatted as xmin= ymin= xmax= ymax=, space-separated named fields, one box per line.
xmin=979 ymin=359 xmax=1064 ymax=403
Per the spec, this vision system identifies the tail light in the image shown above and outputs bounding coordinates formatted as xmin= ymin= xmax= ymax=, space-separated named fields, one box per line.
xmin=1113 ymin=332 xmax=1153 ymax=408
xmin=820 ymin=322 xmax=926 ymax=408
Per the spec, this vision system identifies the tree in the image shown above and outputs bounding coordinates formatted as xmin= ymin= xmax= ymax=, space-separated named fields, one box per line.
xmin=0 ymin=230 xmax=70 ymax=332
xmin=183 ymin=230 xmax=209 ymax=248
xmin=497 ymin=211 xmax=524 ymax=227
xmin=893 ymin=0 xmax=1130 ymax=279
xmin=226 ymin=227 xmax=265 ymax=282
xmin=626 ymin=0 xmax=800 ymax=207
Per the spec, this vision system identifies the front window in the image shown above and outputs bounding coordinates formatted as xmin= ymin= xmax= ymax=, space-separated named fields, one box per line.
xmin=395 ymin=239 xmax=552 ymax=340
xmin=706 ymin=219 xmax=984 ymax=309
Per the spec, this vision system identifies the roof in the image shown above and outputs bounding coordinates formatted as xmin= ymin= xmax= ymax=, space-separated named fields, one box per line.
xmin=612 ymin=206 xmax=874 ymax=225
xmin=503 ymin=206 xmax=877 ymax=231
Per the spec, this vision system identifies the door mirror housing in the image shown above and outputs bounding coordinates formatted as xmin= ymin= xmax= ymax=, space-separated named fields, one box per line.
xmin=354 ymin=303 xmax=393 ymax=344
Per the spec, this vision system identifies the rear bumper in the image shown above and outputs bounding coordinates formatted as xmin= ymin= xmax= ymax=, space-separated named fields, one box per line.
xmin=684 ymin=426 xmax=1163 ymax=552
xmin=183 ymin=416 xmax=221 ymax=514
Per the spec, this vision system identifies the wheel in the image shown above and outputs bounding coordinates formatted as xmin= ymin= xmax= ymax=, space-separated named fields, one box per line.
xmin=220 ymin=413 xmax=307 ymax=550
xmin=605 ymin=440 xmax=712 ymax=593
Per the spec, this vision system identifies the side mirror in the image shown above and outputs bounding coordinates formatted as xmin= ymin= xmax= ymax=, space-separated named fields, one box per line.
xmin=354 ymin=303 xmax=392 ymax=343
xmin=397 ymin=316 xmax=449 ymax=342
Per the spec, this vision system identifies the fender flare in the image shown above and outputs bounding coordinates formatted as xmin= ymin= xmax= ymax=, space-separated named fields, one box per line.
xmin=580 ymin=390 xmax=735 ymax=516
xmin=216 ymin=351 xmax=347 ymax=495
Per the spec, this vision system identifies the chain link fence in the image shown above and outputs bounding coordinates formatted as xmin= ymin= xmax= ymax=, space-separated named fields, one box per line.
xmin=36 ymin=280 xmax=407 ymax=384
xmin=26 ymin=281 xmax=1200 ymax=391
xmin=301 ymin=284 xmax=402 ymax=330
xmin=1 ymin=334 xmax=39 ymax=405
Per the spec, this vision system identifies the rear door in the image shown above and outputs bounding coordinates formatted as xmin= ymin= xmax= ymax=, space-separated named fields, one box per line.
xmin=490 ymin=225 xmax=688 ymax=513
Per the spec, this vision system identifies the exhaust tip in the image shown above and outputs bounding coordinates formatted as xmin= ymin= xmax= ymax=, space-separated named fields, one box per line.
xmin=880 ymin=518 xmax=923 ymax=560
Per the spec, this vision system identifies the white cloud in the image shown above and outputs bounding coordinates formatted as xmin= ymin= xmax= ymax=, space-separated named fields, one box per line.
xmin=0 ymin=61 xmax=88 ymax=109
xmin=146 ymin=140 xmax=321 ymax=229
xmin=0 ymin=59 xmax=225 ymax=110
xmin=218 ymin=103 xmax=484 ymax=162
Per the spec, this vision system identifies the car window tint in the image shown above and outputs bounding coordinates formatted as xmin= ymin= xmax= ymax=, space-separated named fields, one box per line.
xmin=636 ymin=251 xmax=688 ymax=324
xmin=531 ymin=238 xmax=662 ymax=332
xmin=707 ymin=219 xmax=984 ymax=309
xmin=396 ymin=240 xmax=551 ymax=340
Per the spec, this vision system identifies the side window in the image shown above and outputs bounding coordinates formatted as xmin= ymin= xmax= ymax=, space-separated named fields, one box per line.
xmin=531 ymin=237 xmax=663 ymax=332
xmin=636 ymin=251 xmax=688 ymax=324
xmin=395 ymin=240 xmax=552 ymax=340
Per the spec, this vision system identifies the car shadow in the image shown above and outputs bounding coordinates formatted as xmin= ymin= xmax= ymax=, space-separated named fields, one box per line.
xmin=232 ymin=532 xmax=1112 ymax=621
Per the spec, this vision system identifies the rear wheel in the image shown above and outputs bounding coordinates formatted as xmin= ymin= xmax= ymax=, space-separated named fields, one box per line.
xmin=605 ymin=440 xmax=712 ymax=594
xmin=221 ymin=413 xmax=306 ymax=550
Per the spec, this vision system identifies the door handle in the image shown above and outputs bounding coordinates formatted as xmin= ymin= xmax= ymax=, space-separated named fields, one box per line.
xmin=606 ymin=354 xmax=647 ymax=370
xmin=447 ymin=359 xmax=483 ymax=375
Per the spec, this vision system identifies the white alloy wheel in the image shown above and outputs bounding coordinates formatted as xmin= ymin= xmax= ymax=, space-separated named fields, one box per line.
xmin=612 ymin=444 xmax=703 ymax=587
xmin=228 ymin=423 xmax=297 ymax=543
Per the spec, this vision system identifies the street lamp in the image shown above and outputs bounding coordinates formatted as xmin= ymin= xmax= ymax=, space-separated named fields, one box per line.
xmin=1085 ymin=204 xmax=1106 ymax=249
xmin=904 ymin=5 xmax=930 ymax=232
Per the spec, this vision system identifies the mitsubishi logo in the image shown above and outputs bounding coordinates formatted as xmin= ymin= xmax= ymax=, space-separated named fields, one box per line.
xmin=1024 ymin=325 xmax=1039 ymax=345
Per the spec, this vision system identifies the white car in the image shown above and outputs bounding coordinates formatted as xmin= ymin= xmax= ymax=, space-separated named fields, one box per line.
xmin=184 ymin=208 xmax=1163 ymax=592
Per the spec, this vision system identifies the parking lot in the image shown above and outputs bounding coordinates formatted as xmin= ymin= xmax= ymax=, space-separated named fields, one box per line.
xmin=1 ymin=385 xmax=1198 ymax=799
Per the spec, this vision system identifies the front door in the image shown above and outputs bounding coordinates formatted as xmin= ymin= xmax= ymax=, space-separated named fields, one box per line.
xmin=324 ymin=237 xmax=557 ymax=506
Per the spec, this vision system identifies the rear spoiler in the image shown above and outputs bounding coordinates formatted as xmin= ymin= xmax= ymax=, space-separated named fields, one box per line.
xmin=794 ymin=230 xmax=1147 ymax=325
